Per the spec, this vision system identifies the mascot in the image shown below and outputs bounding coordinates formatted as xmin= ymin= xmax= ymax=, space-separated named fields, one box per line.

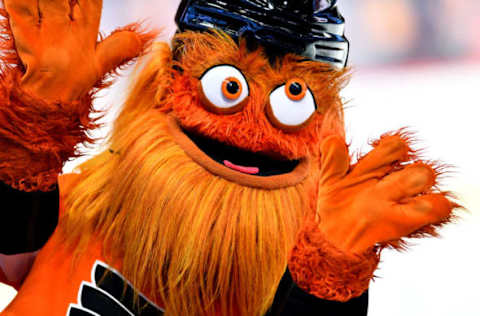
xmin=0 ymin=0 xmax=457 ymax=315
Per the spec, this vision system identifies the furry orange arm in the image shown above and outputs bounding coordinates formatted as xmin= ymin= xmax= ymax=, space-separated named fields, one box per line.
xmin=288 ymin=133 xmax=457 ymax=302
xmin=0 ymin=1 xmax=156 ymax=191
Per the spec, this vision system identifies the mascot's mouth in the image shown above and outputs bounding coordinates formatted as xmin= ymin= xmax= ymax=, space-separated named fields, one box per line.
xmin=183 ymin=130 xmax=299 ymax=177
xmin=167 ymin=115 xmax=310 ymax=189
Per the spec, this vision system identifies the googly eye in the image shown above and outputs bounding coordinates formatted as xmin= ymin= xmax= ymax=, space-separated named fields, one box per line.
xmin=285 ymin=78 xmax=307 ymax=101
xmin=199 ymin=65 xmax=250 ymax=114
xmin=267 ymin=79 xmax=317 ymax=132
xmin=222 ymin=77 xmax=243 ymax=100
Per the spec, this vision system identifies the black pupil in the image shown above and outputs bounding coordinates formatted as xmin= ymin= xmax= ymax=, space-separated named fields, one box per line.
xmin=227 ymin=81 xmax=240 ymax=94
xmin=289 ymin=82 xmax=303 ymax=96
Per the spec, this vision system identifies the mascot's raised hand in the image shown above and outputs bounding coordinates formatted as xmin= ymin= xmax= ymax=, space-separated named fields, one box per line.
xmin=289 ymin=132 xmax=456 ymax=301
xmin=0 ymin=0 xmax=156 ymax=191
xmin=6 ymin=0 xmax=150 ymax=101
xmin=318 ymin=134 xmax=453 ymax=252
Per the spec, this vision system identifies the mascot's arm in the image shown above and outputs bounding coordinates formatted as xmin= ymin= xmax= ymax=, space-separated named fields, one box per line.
xmin=0 ymin=0 xmax=156 ymax=286
xmin=287 ymin=133 xmax=458 ymax=307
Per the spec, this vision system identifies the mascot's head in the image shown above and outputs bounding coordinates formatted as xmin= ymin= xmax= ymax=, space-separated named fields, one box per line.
xmin=63 ymin=1 xmax=349 ymax=315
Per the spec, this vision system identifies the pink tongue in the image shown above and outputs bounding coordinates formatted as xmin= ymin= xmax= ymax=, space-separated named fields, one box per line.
xmin=224 ymin=160 xmax=260 ymax=175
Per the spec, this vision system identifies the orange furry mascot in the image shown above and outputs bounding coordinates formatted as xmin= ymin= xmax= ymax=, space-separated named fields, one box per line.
xmin=0 ymin=1 xmax=457 ymax=316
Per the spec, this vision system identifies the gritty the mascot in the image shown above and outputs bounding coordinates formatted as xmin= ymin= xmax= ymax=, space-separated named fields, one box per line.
xmin=0 ymin=0 xmax=457 ymax=315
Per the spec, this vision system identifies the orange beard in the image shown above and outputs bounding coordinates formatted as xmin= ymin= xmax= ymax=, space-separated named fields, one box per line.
xmin=62 ymin=110 xmax=308 ymax=316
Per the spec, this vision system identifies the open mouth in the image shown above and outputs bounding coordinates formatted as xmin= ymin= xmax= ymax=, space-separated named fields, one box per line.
xmin=183 ymin=129 xmax=300 ymax=177
xmin=167 ymin=115 xmax=310 ymax=189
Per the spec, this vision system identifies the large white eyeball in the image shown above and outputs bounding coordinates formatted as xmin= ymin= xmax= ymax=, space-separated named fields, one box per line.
xmin=199 ymin=65 xmax=250 ymax=114
xmin=267 ymin=78 xmax=317 ymax=132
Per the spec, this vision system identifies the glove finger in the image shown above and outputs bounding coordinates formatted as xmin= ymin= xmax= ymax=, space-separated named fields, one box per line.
xmin=38 ymin=0 xmax=72 ymax=22
xmin=376 ymin=163 xmax=436 ymax=201
xmin=388 ymin=194 xmax=453 ymax=236
xmin=3 ymin=1 xmax=41 ymax=69
xmin=74 ymin=0 xmax=102 ymax=36
xmin=69 ymin=2 xmax=96 ymax=48
xmin=4 ymin=0 xmax=40 ymax=45
xmin=95 ymin=25 xmax=156 ymax=76
xmin=319 ymin=135 xmax=350 ymax=184
xmin=4 ymin=0 xmax=40 ymax=25
xmin=350 ymin=134 xmax=410 ymax=178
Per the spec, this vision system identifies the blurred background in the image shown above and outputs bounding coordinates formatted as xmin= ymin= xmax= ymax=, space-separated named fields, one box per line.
xmin=1 ymin=0 xmax=479 ymax=315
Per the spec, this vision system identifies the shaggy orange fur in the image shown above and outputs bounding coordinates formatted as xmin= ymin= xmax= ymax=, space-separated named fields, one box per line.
xmin=162 ymin=31 xmax=349 ymax=160
xmin=62 ymin=111 xmax=308 ymax=316
xmin=288 ymin=221 xmax=380 ymax=302
xmin=59 ymin=31 xmax=352 ymax=316
xmin=5 ymin=1 xmax=453 ymax=314
xmin=59 ymin=30 xmax=353 ymax=316
xmin=60 ymin=31 xmax=456 ymax=315
xmin=0 ymin=73 xmax=95 ymax=191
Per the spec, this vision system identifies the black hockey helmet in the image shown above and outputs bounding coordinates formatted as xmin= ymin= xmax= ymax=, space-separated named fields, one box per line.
xmin=175 ymin=0 xmax=349 ymax=68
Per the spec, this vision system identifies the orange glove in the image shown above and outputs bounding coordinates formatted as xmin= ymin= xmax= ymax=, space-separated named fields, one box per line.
xmin=289 ymin=132 xmax=457 ymax=302
xmin=0 ymin=0 xmax=157 ymax=191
